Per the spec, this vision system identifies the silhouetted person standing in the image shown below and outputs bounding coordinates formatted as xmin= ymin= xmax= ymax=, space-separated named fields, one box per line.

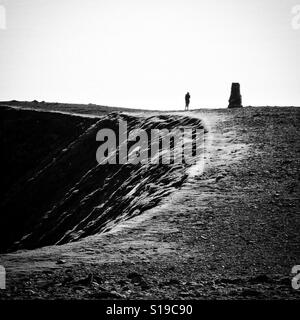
xmin=185 ymin=92 xmax=190 ymax=111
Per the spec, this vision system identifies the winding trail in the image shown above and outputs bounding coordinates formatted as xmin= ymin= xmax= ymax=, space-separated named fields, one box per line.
xmin=0 ymin=109 xmax=246 ymax=272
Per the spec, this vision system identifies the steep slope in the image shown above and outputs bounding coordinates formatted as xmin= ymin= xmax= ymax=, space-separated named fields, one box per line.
xmin=0 ymin=107 xmax=206 ymax=252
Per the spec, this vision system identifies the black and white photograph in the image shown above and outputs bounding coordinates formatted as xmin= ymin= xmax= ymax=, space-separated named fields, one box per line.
xmin=0 ymin=0 xmax=299 ymax=314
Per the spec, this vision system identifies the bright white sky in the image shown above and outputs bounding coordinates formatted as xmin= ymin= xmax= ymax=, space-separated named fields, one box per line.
xmin=0 ymin=0 xmax=299 ymax=109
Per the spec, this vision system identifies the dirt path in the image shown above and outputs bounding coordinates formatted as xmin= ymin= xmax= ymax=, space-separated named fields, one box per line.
xmin=1 ymin=107 xmax=299 ymax=300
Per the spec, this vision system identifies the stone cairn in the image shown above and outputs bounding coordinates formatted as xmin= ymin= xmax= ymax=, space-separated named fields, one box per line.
xmin=228 ymin=83 xmax=243 ymax=108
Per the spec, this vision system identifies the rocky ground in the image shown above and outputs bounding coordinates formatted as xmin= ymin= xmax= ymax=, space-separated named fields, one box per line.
xmin=0 ymin=106 xmax=299 ymax=300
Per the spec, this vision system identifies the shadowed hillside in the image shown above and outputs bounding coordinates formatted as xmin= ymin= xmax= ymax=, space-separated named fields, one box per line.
xmin=0 ymin=107 xmax=205 ymax=252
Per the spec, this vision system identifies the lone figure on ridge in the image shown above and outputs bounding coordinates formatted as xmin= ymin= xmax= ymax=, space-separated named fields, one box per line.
xmin=185 ymin=92 xmax=190 ymax=111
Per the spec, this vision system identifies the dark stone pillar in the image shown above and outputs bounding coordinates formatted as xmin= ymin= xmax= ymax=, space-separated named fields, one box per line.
xmin=228 ymin=83 xmax=243 ymax=108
